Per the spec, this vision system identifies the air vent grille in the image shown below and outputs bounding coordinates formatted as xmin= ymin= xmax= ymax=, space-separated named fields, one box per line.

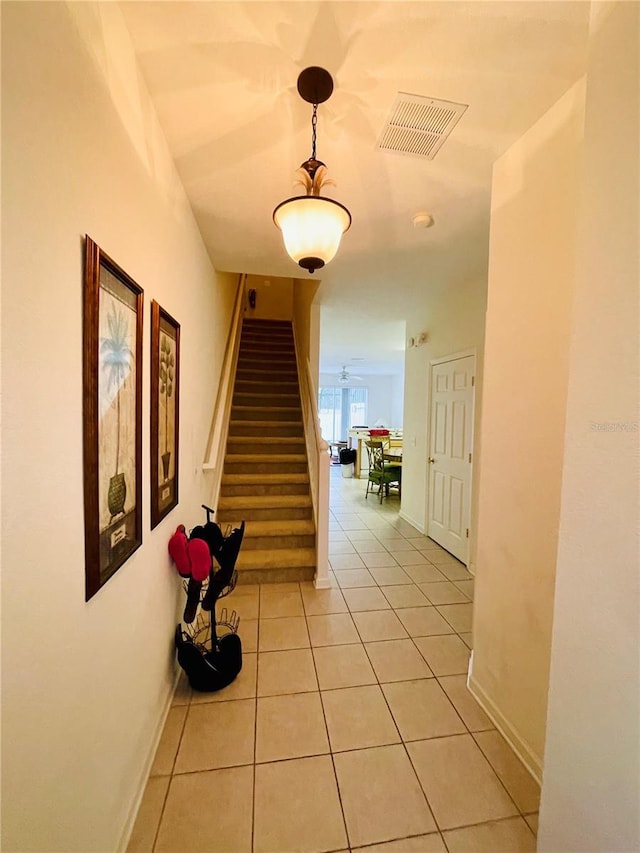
xmin=377 ymin=93 xmax=468 ymax=159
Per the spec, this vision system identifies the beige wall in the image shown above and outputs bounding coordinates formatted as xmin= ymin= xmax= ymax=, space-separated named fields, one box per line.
xmin=244 ymin=273 xmax=293 ymax=320
xmin=471 ymin=79 xmax=586 ymax=776
xmin=401 ymin=275 xmax=487 ymax=571
xmin=539 ymin=2 xmax=639 ymax=849
xmin=1 ymin=3 xmax=236 ymax=850
xmin=292 ymin=278 xmax=321 ymax=375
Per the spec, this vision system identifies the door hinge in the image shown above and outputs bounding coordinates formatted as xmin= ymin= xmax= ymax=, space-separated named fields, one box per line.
xmin=471 ymin=375 xmax=475 ymax=387
xmin=468 ymin=452 xmax=472 ymax=463
xmin=466 ymin=529 xmax=469 ymax=538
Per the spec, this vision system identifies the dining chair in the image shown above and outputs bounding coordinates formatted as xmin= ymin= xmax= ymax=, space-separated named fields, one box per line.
xmin=364 ymin=440 xmax=402 ymax=503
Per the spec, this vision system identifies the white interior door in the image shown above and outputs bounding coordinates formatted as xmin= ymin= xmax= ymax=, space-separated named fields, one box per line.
xmin=427 ymin=355 xmax=475 ymax=564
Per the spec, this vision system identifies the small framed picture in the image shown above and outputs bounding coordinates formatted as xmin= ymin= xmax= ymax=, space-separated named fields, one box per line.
xmin=150 ymin=300 xmax=180 ymax=529
xmin=83 ymin=236 xmax=143 ymax=601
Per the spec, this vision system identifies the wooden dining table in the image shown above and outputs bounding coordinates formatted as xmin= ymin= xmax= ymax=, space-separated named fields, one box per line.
xmin=348 ymin=430 xmax=403 ymax=477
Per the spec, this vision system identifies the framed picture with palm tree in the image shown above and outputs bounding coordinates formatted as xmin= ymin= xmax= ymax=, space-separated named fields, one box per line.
xmin=83 ymin=236 xmax=143 ymax=601
xmin=150 ymin=301 xmax=180 ymax=529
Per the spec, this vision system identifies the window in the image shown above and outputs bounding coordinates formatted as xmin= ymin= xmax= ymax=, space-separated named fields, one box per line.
xmin=318 ymin=386 xmax=368 ymax=442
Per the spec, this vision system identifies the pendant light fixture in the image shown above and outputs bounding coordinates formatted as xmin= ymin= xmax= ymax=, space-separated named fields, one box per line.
xmin=273 ymin=67 xmax=352 ymax=274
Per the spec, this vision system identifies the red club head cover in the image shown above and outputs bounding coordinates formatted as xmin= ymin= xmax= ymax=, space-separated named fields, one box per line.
xmin=187 ymin=537 xmax=211 ymax=582
xmin=168 ymin=525 xmax=191 ymax=577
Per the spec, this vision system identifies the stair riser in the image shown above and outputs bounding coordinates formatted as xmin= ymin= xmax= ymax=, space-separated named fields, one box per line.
xmin=224 ymin=461 xmax=309 ymax=475
xmin=221 ymin=483 xmax=311 ymax=497
xmin=239 ymin=342 xmax=294 ymax=354
xmin=233 ymin=380 xmax=300 ymax=392
xmin=236 ymin=566 xmax=315 ymax=584
xmin=231 ymin=408 xmax=301 ymax=423
xmin=241 ymin=330 xmax=294 ymax=341
xmin=229 ymin=423 xmax=304 ymax=438
xmin=242 ymin=327 xmax=293 ymax=334
xmin=242 ymin=324 xmax=293 ymax=334
xmin=238 ymin=350 xmax=296 ymax=370
xmin=217 ymin=506 xmax=312 ymax=522
xmin=219 ymin=496 xmax=311 ymax=510
xmin=232 ymin=394 xmax=301 ymax=408
xmin=236 ymin=371 xmax=299 ymax=384
xmin=240 ymin=353 xmax=295 ymax=363
xmin=240 ymin=343 xmax=295 ymax=354
xmin=235 ymin=381 xmax=299 ymax=394
xmin=236 ymin=355 xmax=296 ymax=365
xmin=226 ymin=442 xmax=305 ymax=457
xmin=243 ymin=534 xmax=316 ymax=551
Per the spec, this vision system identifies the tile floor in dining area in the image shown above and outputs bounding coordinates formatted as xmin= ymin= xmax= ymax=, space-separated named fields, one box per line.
xmin=129 ymin=467 xmax=540 ymax=852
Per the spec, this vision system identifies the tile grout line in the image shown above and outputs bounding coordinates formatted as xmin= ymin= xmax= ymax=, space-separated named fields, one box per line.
xmin=337 ymin=505 xmax=446 ymax=808
xmin=467 ymin=728 xmax=537 ymax=821
xmin=302 ymin=586 xmax=351 ymax=850
xmin=353 ymin=550 xmax=445 ymax=845
xmin=147 ymin=472 xmax=534 ymax=850
xmin=250 ymin=587 xmax=262 ymax=853
xmin=333 ymin=476 xmax=491 ymax=846
xmin=151 ymin=670 xmax=192 ymax=851
xmin=335 ymin=472 xmax=536 ymax=839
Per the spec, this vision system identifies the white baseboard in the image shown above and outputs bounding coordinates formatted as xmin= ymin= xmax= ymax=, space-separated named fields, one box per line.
xmin=467 ymin=665 xmax=543 ymax=785
xmin=398 ymin=509 xmax=425 ymax=533
xmin=117 ymin=666 xmax=182 ymax=852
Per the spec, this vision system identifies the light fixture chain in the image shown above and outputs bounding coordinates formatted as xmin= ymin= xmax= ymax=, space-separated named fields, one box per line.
xmin=311 ymin=103 xmax=318 ymax=160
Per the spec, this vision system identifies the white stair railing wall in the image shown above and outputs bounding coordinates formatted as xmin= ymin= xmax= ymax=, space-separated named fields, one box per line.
xmin=293 ymin=328 xmax=331 ymax=589
xmin=202 ymin=274 xmax=246 ymax=506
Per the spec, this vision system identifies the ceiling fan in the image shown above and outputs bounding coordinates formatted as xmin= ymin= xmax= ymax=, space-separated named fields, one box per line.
xmin=338 ymin=364 xmax=363 ymax=383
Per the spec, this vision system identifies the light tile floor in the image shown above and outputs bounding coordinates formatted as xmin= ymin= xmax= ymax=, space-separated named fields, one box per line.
xmin=129 ymin=468 xmax=540 ymax=852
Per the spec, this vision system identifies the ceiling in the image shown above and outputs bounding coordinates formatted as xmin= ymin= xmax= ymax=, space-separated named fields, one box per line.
xmin=119 ymin=1 xmax=590 ymax=376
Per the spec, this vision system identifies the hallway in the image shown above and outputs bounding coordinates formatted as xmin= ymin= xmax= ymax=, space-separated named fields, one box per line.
xmin=129 ymin=467 xmax=539 ymax=852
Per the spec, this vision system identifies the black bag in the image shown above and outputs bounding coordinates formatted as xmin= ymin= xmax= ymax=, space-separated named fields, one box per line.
xmin=174 ymin=626 xmax=243 ymax=692
xmin=339 ymin=448 xmax=357 ymax=465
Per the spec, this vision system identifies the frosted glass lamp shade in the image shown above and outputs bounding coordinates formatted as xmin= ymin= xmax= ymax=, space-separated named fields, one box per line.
xmin=273 ymin=195 xmax=351 ymax=273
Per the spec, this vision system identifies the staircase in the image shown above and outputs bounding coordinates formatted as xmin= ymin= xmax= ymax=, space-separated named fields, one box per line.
xmin=216 ymin=318 xmax=316 ymax=584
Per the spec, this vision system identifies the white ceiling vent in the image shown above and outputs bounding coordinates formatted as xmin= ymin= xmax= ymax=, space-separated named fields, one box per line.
xmin=377 ymin=93 xmax=468 ymax=160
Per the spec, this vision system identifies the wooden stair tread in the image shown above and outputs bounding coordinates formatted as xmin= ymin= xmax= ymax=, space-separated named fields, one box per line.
xmin=236 ymin=548 xmax=316 ymax=569
xmin=222 ymin=472 xmax=309 ymax=484
xmin=225 ymin=453 xmax=307 ymax=463
xmin=234 ymin=378 xmax=300 ymax=393
xmin=231 ymin=405 xmax=301 ymax=413
xmin=229 ymin=420 xmax=304 ymax=429
xmin=219 ymin=494 xmax=312 ymax=509
xmin=233 ymin=393 xmax=300 ymax=401
xmin=240 ymin=346 xmax=295 ymax=353
xmin=236 ymin=366 xmax=297 ymax=372
xmin=243 ymin=519 xmax=315 ymax=536
xmin=228 ymin=436 xmax=305 ymax=445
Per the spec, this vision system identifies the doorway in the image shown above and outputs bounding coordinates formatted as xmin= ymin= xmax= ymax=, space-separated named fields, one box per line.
xmin=426 ymin=353 xmax=475 ymax=564
xmin=318 ymin=386 xmax=368 ymax=442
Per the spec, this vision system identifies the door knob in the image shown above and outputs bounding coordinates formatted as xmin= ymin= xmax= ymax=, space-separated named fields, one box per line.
xmin=428 ymin=457 xmax=435 ymax=464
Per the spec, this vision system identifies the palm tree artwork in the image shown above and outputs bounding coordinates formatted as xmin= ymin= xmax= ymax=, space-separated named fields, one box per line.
xmin=159 ymin=333 xmax=175 ymax=482
xmin=100 ymin=306 xmax=133 ymax=521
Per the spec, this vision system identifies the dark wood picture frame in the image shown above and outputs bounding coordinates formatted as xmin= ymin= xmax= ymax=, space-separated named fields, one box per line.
xmin=150 ymin=301 xmax=180 ymax=529
xmin=83 ymin=236 xmax=143 ymax=601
